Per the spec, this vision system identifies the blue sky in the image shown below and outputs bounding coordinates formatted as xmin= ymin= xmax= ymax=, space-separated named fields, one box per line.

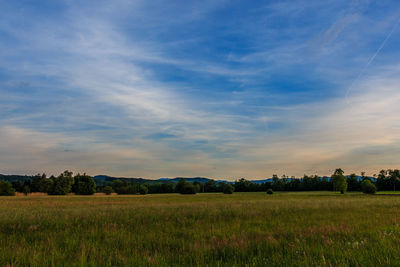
xmin=1 ymin=0 xmax=400 ymax=179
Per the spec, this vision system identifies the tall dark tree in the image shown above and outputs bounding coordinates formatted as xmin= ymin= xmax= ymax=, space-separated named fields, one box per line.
xmin=11 ymin=181 xmax=23 ymax=192
xmin=376 ymin=170 xmax=388 ymax=190
xmin=388 ymin=169 xmax=400 ymax=191
xmin=204 ymin=180 xmax=218 ymax=192
xmin=22 ymin=185 xmax=30 ymax=196
xmin=31 ymin=173 xmax=46 ymax=192
xmin=347 ymin=174 xmax=360 ymax=191
xmin=38 ymin=178 xmax=53 ymax=194
xmin=175 ymin=178 xmax=187 ymax=193
xmin=332 ymin=168 xmax=347 ymax=193
xmin=175 ymin=179 xmax=197 ymax=194
xmin=73 ymin=173 xmax=96 ymax=195
xmin=50 ymin=171 xmax=74 ymax=195
xmin=181 ymin=183 xmax=197 ymax=194
xmin=271 ymin=175 xmax=285 ymax=191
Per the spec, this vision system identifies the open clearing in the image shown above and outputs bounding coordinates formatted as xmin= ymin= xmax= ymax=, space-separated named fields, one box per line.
xmin=1 ymin=192 xmax=400 ymax=266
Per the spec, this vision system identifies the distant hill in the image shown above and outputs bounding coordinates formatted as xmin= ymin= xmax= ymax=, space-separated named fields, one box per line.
xmin=157 ymin=177 xmax=212 ymax=183
xmin=93 ymin=176 xmax=220 ymax=186
xmin=93 ymin=175 xmax=158 ymax=186
xmin=345 ymin=175 xmax=376 ymax=182
xmin=250 ymin=179 xmax=273 ymax=184
xmin=93 ymin=176 xmax=280 ymax=184
xmin=0 ymin=174 xmax=34 ymax=183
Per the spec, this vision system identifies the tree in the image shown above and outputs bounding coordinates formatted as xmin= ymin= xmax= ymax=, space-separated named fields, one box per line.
xmin=23 ymin=180 xmax=32 ymax=193
xmin=22 ymin=185 xmax=30 ymax=196
xmin=347 ymin=174 xmax=360 ymax=191
xmin=73 ymin=173 xmax=96 ymax=195
xmin=31 ymin=173 xmax=46 ymax=192
xmin=160 ymin=183 xmax=174 ymax=193
xmin=332 ymin=168 xmax=347 ymax=194
xmin=193 ymin=182 xmax=202 ymax=193
xmin=38 ymin=178 xmax=53 ymax=194
xmin=115 ymin=184 xmax=137 ymax=195
xmin=111 ymin=179 xmax=124 ymax=193
xmin=361 ymin=179 xmax=376 ymax=194
xmin=182 ymin=183 xmax=196 ymax=194
xmin=204 ymin=180 xmax=218 ymax=192
xmin=175 ymin=178 xmax=187 ymax=193
xmin=176 ymin=180 xmax=197 ymax=194
xmin=388 ymin=169 xmax=400 ymax=191
xmin=103 ymin=186 xmax=113 ymax=195
xmin=271 ymin=175 xmax=285 ymax=191
xmin=11 ymin=181 xmax=23 ymax=192
xmin=0 ymin=181 xmax=15 ymax=196
xmin=193 ymin=183 xmax=201 ymax=193
xmin=50 ymin=170 xmax=74 ymax=195
xmin=376 ymin=170 xmax=389 ymax=190
xmin=139 ymin=184 xmax=148 ymax=195
xmin=175 ymin=178 xmax=198 ymax=194
xmin=234 ymin=178 xmax=253 ymax=192
xmin=223 ymin=184 xmax=234 ymax=194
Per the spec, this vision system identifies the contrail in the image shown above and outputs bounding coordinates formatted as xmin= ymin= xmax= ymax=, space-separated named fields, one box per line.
xmin=345 ymin=16 xmax=400 ymax=101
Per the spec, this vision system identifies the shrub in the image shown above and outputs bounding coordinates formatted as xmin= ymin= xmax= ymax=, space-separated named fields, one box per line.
xmin=139 ymin=185 xmax=148 ymax=195
xmin=267 ymin=189 xmax=273 ymax=195
xmin=0 ymin=181 xmax=15 ymax=196
xmin=103 ymin=186 xmax=113 ymax=195
xmin=223 ymin=184 xmax=234 ymax=194
xmin=361 ymin=180 xmax=376 ymax=194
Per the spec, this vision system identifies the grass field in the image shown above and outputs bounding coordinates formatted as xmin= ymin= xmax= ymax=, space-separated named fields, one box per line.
xmin=1 ymin=192 xmax=400 ymax=266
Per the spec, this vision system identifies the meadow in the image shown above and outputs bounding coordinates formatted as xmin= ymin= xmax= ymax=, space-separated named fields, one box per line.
xmin=1 ymin=192 xmax=400 ymax=266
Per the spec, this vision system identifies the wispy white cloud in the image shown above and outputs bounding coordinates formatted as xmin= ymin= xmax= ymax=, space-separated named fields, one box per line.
xmin=1 ymin=0 xmax=400 ymax=178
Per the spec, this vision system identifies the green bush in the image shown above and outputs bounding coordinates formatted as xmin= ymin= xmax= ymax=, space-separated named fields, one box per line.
xmin=361 ymin=179 xmax=376 ymax=194
xmin=0 ymin=181 xmax=15 ymax=196
xmin=139 ymin=185 xmax=148 ymax=195
xmin=103 ymin=186 xmax=113 ymax=195
xmin=267 ymin=189 xmax=273 ymax=195
xmin=223 ymin=184 xmax=234 ymax=194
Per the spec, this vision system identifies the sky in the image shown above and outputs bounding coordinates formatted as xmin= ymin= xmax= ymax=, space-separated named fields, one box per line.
xmin=1 ymin=0 xmax=400 ymax=179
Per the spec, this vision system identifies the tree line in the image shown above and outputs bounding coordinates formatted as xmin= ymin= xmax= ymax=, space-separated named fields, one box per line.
xmin=1 ymin=168 xmax=400 ymax=196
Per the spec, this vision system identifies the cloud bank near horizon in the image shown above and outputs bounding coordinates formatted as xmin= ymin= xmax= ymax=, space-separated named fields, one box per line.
xmin=1 ymin=0 xmax=400 ymax=179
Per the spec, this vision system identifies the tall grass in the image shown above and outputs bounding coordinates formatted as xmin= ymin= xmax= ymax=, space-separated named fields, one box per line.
xmin=1 ymin=192 xmax=400 ymax=266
